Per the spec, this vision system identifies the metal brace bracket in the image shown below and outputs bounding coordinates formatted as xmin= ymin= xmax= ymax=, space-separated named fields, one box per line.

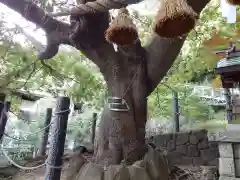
xmin=107 ymin=97 xmax=130 ymax=112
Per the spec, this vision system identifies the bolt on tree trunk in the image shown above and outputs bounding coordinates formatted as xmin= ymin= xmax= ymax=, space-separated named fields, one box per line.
xmin=92 ymin=112 xmax=97 ymax=145
xmin=0 ymin=101 xmax=10 ymax=142
xmin=95 ymin=97 xmax=148 ymax=164
xmin=44 ymin=97 xmax=70 ymax=180
xmin=39 ymin=108 xmax=52 ymax=156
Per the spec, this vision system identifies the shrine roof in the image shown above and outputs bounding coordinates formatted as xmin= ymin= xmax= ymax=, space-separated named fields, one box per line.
xmin=217 ymin=57 xmax=240 ymax=68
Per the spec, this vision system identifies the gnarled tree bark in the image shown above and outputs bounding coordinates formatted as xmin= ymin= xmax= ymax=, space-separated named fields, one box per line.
xmin=94 ymin=42 xmax=149 ymax=164
xmin=0 ymin=0 xmax=210 ymax=165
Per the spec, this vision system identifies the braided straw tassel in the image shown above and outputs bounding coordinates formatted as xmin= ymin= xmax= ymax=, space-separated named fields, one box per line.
xmin=105 ymin=8 xmax=138 ymax=46
xmin=154 ymin=0 xmax=198 ymax=38
xmin=226 ymin=0 xmax=240 ymax=5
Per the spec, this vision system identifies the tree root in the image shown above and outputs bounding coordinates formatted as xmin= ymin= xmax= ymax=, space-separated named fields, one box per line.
xmin=5 ymin=149 xmax=202 ymax=180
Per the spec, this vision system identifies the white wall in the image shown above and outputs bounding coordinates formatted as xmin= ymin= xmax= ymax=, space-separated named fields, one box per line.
xmin=20 ymin=99 xmax=35 ymax=111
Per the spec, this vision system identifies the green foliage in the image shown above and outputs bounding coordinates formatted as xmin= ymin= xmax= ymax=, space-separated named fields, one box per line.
xmin=131 ymin=11 xmax=154 ymax=45
xmin=134 ymin=1 xmax=240 ymax=85
xmin=66 ymin=111 xmax=94 ymax=144
xmin=2 ymin=114 xmax=44 ymax=161
xmin=170 ymin=1 xmax=240 ymax=84
xmin=0 ymin=17 xmax=106 ymax=153
xmin=133 ymin=2 xmax=224 ymax=121
xmin=148 ymin=85 xmax=214 ymax=121
xmin=1 ymin=0 xmax=234 ymax=146
xmin=169 ymin=1 xmax=221 ymax=83
xmin=0 ymin=20 xmax=106 ymax=112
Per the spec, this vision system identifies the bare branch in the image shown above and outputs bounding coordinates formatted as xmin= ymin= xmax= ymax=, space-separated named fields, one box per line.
xmin=40 ymin=60 xmax=104 ymax=92
xmin=145 ymin=0 xmax=210 ymax=95
xmin=19 ymin=66 xmax=43 ymax=89
xmin=40 ymin=60 xmax=83 ymax=85
xmin=40 ymin=60 xmax=76 ymax=81
xmin=19 ymin=62 xmax=37 ymax=88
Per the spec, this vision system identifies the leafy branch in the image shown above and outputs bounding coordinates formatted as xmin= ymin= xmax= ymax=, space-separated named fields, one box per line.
xmin=18 ymin=65 xmax=43 ymax=90
xmin=0 ymin=60 xmax=38 ymax=89
xmin=40 ymin=60 xmax=104 ymax=90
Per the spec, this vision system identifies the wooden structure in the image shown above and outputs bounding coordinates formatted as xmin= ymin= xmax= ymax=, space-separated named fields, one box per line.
xmin=209 ymin=125 xmax=240 ymax=180
xmin=215 ymin=53 xmax=240 ymax=88
xmin=12 ymin=89 xmax=83 ymax=122
xmin=0 ymin=94 xmax=6 ymax=141
xmin=38 ymin=108 xmax=52 ymax=156
xmin=11 ymin=89 xmax=48 ymax=102
xmin=215 ymin=42 xmax=240 ymax=122
xmin=44 ymin=97 xmax=70 ymax=180
xmin=11 ymin=89 xmax=50 ymax=122
xmin=91 ymin=113 xmax=97 ymax=145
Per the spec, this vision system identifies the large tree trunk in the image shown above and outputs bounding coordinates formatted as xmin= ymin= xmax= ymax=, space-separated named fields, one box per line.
xmin=95 ymin=101 xmax=147 ymax=165
xmin=0 ymin=0 xmax=210 ymax=169
xmin=94 ymin=46 xmax=149 ymax=165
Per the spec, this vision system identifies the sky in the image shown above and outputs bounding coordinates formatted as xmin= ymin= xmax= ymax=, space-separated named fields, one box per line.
xmin=0 ymin=0 xmax=159 ymax=46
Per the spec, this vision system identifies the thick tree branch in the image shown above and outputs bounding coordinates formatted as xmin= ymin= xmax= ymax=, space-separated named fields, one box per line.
xmin=15 ymin=24 xmax=45 ymax=52
xmin=13 ymin=27 xmax=108 ymax=88
xmin=0 ymin=0 xmax=116 ymax=76
xmin=146 ymin=0 xmax=210 ymax=95
xmin=0 ymin=0 xmax=71 ymax=33
xmin=68 ymin=0 xmax=117 ymax=77
xmin=0 ymin=0 xmax=72 ymax=59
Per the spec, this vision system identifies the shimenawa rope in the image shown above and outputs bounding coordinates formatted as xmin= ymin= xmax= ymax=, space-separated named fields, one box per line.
xmin=50 ymin=0 xmax=142 ymax=16
xmin=1 ymin=108 xmax=70 ymax=170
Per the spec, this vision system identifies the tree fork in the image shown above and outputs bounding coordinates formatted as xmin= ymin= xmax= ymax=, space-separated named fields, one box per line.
xmin=44 ymin=97 xmax=70 ymax=180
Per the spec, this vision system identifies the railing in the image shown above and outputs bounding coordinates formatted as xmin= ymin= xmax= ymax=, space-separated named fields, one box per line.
xmin=188 ymin=85 xmax=240 ymax=106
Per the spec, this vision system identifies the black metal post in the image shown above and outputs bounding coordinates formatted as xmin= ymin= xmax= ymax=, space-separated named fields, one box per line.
xmin=224 ymin=88 xmax=232 ymax=121
xmin=39 ymin=108 xmax=52 ymax=156
xmin=0 ymin=101 xmax=10 ymax=142
xmin=0 ymin=94 xmax=6 ymax=141
xmin=173 ymin=91 xmax=180 ymax=132
xmin=44 ymin=97 xmax=70 ymax=180
xmin=92 ymin=113 xmax=97 ymax=145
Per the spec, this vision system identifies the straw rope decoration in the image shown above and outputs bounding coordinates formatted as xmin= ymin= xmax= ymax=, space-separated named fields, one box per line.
xmin=226 ymin=0 xmax=240 ymax=5
xmin=69 ymin=0 xmax=199 ymax=39
xmin=70 ymin=0 xmax=134 ymax=14
xmin=154 ymin=0 xmax=198 ymax=38
xmin=105 ymin=8 xmax=138 ymax=46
